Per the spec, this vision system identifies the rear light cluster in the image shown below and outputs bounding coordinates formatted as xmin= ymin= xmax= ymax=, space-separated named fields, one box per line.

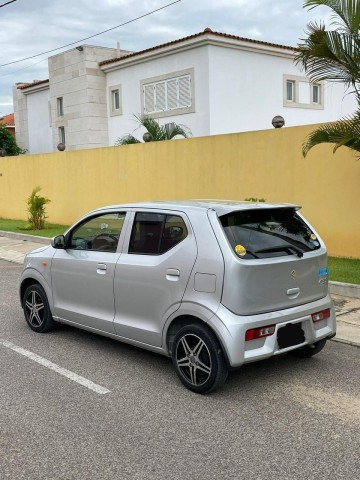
xmin=311 ymin=308 xmax=330 ymax=323
xmin=245 ymin=325 xmax=275 ymax=341
xmin=245 ymin=308 xmax=331 ymax=342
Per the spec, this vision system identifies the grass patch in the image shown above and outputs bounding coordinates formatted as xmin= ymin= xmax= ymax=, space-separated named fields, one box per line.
xmin=0 ymin=218 xmax=69 ymax=238
xmin=328 ymin=257 xmax=360 ymax=285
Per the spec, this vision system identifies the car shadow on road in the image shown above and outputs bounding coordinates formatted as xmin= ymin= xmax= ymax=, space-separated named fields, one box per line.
xmin=53 ymin=322 xmax=332 ymax=397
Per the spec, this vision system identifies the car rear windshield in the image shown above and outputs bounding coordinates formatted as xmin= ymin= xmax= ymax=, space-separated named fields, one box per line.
xmin=220 ymin=208 xmax=321 ymax=260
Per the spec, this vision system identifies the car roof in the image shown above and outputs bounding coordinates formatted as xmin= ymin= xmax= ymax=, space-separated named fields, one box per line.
xmin=92 ymin=200 xmax=300 ymax=216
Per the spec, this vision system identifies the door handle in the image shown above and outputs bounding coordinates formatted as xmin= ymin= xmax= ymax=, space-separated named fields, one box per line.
xmin=287 ymin=287 xmax=300 ymax=299
xmin=97 ymin=263 xmax=107 ymax=275
xmin=166 ymin=268 xmax=180 ymax=276
xmin=166 ymin=268 xmax=180 ymax=281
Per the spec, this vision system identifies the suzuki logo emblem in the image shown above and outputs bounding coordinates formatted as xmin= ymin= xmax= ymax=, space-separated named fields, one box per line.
xmin=291 ymin=270 xmax=296 ymax=280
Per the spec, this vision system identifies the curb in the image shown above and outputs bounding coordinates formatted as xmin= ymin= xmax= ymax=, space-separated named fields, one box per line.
xmin=0 ymin=230 xmax=50 ymax=245
xmin=331 ymin=336 xmax=360 ymax=348
xmin=329 ymin=281 xmax=360 ymax=299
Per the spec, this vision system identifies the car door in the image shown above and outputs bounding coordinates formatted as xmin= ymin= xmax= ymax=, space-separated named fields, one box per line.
xmin=113 ymin=210 xmax=198 ymax=347
xmin=51 ymin=211 xmax=128 ymax=333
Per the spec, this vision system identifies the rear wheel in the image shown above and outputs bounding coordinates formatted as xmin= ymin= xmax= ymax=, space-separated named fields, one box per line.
xmin=172 ymin=324 xmax=228 ymax=394
xmin=23 ymin=284 xmax=56 ymax=333
xmin=290 ymin=338 xmax=327 ymax=358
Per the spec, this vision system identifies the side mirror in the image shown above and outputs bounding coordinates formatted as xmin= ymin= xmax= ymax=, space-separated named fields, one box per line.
xmin=51 ymin=235 xmax=66 ymax=249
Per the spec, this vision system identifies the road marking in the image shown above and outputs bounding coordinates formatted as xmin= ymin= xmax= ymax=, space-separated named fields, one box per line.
xmin=0 ymin=340 xmax=111 ymax=395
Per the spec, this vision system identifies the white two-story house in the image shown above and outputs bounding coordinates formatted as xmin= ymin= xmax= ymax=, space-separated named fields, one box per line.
xmin=13 ymin=28 xmax=356 ymax=153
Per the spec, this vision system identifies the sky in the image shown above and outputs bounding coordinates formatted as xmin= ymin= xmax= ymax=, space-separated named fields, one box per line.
xmin=0 ymin=0 xmax=332 ymax=117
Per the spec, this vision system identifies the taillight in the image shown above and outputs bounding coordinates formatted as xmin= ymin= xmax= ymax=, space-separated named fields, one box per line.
xmin=311 ymin=309 xmax=330 ymax=323
xmin=245 ymin=325 xmax=275 ymax=341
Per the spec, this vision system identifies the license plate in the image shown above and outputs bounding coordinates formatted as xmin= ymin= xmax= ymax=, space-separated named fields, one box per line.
xmin=277 ymin=322 xmax=305 ymax=349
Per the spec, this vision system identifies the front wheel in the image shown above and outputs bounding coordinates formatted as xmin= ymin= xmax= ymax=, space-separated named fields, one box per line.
xmin=172 ymin=324 xmax=228 ymax=394
xmin=23 ymin=284 xmax=56 ymax=333
xmin=290 ymin=338 xmax=327 ymax=358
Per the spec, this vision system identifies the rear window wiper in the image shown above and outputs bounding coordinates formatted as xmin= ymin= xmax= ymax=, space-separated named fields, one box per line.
xmin=255 ymin=245 xmax=304 ymax=258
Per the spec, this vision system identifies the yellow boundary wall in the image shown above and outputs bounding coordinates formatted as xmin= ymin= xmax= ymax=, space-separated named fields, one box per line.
xmin=0 ymin=124 xmax=359 ymax=257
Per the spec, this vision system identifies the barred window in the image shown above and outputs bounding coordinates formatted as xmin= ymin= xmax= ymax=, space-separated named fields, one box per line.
xmin=141 ymin=69 xmax=194 ymax=117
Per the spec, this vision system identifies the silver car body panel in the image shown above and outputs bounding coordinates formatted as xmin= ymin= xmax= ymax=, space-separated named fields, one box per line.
xmin=113 ymin=209 xmax=198 ymax=346
xmin=20 ymin=200 xmax=336 ymax=368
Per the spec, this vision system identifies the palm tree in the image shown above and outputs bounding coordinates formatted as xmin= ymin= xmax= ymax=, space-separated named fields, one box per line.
xmin=295 ymin=0 xmax=360 ymax=158
xmin=115 ymin=115 xmax=192 ymax=145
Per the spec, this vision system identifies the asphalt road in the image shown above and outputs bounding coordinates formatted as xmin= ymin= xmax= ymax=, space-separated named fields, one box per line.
xmin=1 ymin=259 xmax=359 ymax=480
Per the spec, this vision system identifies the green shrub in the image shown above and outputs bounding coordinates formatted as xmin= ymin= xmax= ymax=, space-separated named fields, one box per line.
xmin=0 ymin=124 xmax=26 ymax=156
xmin=27 ymin=187 xmax=50 ymax=230
xmin=244 ymin=197 xmax=266 ymax=202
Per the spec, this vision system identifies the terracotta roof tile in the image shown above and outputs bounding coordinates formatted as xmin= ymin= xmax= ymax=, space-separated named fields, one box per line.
xmin=99 ymin=29 xmax=295 ymax=67
xmin=18 ymin=79 xmax=49 ymax=90
xmin=0 ymin=113 xmax=15 ymax=126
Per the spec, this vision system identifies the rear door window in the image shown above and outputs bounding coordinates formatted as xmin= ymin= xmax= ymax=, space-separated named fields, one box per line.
xmin=220 ymin=208 xmax=320 ymax=260
xmin=129 ymin=212 xmax=188 ymax=255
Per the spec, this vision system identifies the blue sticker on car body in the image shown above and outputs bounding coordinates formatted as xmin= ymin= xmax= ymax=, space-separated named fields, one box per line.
xmin=319 ymin=267 xmax=328 ymax=277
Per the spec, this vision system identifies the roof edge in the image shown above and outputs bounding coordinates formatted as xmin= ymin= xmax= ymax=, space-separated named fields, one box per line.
xmin=18 ymin=79 xmax=49 ymax=91
xmin=99 ymin=29 xmax=295 ymax=67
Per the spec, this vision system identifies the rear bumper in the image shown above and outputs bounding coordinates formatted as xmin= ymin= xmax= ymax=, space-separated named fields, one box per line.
xmin=212 ymin=294 xmax=336 ymax=368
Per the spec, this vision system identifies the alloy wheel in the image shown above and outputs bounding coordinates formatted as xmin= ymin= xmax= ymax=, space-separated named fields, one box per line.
xmin=176 ymin=334 xmax=212 ymax=386
xmin=25 ymin=290 xmax=45 ymax=328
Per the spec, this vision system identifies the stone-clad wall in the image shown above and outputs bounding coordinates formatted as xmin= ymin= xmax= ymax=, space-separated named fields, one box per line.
xmin=49 ymin=45 xmax=125 ymax=151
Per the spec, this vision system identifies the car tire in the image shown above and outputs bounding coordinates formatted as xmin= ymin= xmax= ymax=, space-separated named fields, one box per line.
xmin=23 ymin=284 xmax=56 ymax=333
xmin=172 ymin=324 xmax=228 ymax=394
xmin=290 ymin=338 xmax=327 ymax=358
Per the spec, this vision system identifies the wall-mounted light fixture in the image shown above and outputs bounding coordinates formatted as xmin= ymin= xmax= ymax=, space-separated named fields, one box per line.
xmin=272 ymin=115 xmax=285 ymax=128
xmin=143 ymin=132 xmax=153 ymax=143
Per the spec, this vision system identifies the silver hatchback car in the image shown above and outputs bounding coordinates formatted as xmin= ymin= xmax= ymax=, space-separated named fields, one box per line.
xmin=20 ymin=200 xmax=336 ymax=393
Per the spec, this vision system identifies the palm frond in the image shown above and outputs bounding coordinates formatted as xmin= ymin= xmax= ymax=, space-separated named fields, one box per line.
xmin=162 ymin=122 xmax=192 ymax=140
xmin=115 ymin=135 xmax=141 ymax=146
xmin=138 ymin=116 xmax=166 ymax=141
xmin=302 ymin=109 xmax=360 ymax=157
xmin=295 ymin=24 xmax=360 ymax=87
xmin=137 ymin=115 xmax=192 ymax=141
xmin=115 ymin=115 xmax=192 ymax=145
xmin=304 ymin=1 xmax=360 ymax=34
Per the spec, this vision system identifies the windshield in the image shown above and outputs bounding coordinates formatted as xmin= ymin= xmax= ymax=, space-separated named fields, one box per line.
xmin=220 ymin=208 xmax=321 ymax=260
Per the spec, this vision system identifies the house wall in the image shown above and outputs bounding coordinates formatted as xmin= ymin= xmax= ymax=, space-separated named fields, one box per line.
xmin=0 ymin=124 xmax=359 ymax=258
xmin=106 ymin=46 xmax=210 ymax=145
xmin=207 ymin=45 xmax=356 ymax=134
xmin=13 ymin=85 xmax=29 ymax=152
xmin=26 ymin=88 xmax=53 ymax=154
xmin=48 ymin=45 xmax=127 ymax=151
xmin=14 ymin=38 xmax=357 ymax=151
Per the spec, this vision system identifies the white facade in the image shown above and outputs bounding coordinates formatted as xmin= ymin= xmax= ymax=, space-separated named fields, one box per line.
xmin=26 ymin=86 xmax=53 ymax=154
xmin=105 ymin=45 xmax=211 ymax=144
xmin=103 ymin=33 xmax=356 ymax=145
xmin=14 ymin=30 xmax=357 ymax=153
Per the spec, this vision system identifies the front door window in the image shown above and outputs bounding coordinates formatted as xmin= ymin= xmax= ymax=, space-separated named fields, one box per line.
xmin=69 ymin=213 xmax=126 ymax=252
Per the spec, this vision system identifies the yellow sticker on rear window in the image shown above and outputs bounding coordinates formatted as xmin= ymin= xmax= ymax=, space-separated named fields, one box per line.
xmin=235 ymin=244 xmax=247 ymax=257
xmin=310 ymin=233 xmax=317 ymax=240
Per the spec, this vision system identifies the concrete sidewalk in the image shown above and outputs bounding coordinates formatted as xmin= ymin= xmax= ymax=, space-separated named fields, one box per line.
xmin=1 ymin=232 xmax=359 ymax=348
